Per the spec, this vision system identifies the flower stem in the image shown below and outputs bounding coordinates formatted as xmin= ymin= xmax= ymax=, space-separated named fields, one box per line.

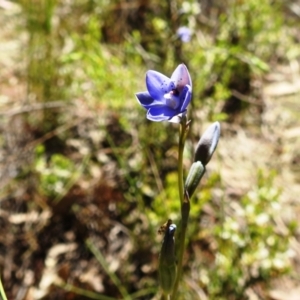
xmin=177 ymin=117 xmax=187 ymax=206
xmin=170 ymin=117 xmax=190 ymax=300
xmin=161 ymin=293 xmax=169 ymax=300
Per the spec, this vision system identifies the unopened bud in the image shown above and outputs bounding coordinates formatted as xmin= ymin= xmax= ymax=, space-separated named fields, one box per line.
xmin=194 ymin=122 xmax=220 ymax=165
xmin=184 ymin=161 xmax=205 ymax=198
xmin=159 ymin=223 xmax=177 ymax=294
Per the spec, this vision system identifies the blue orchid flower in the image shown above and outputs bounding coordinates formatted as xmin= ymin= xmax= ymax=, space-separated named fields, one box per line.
xmin=135 ymin=64 xmax=192 ymax=122
xmin=177 ymin=26 xmax=192 ymax=43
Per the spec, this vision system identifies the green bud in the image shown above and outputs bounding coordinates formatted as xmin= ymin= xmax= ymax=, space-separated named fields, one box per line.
xmin=184 ymin=161 xmax=205 ymax=198
xmin=194 ymin=122 xmax=220 ymax=166
xmin=159 ymin=223 xmax=177 ymax=294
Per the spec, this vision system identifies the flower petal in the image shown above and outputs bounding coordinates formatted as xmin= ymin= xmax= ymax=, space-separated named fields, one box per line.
xmin=177 ymin=26 xmax=192 ymax=43
xmin=135 ymin=92 xmax=153 ymax=109
xmin=146 ymin=71 xmax=172 ymax=101
xmin=136 ymin=91 xmax=165 ymax=109
xmin=171 ymin=64 xmax=192 ymax=91
xmin=179 ymin=85 xmax=192 ymax=111
xmin=147 ymin=106 xmax=176 ymax=122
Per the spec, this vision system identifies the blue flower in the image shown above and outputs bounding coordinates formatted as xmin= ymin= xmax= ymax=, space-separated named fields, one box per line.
xmin=177 ymin=26 xmax=192 ymax=43
xmin=135 ymin=64 xmax=192 ymax=122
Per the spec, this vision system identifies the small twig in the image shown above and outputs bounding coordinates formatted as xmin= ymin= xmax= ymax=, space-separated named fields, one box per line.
xmin=231 ymin=89 xmax=262 ymax=106
xmin=0 ymin=101 xmax=68 ymax=117
xmin=147 ymin=148 xmax=165 ymax=195
xmin=55 ymin=280 xmax=117 ymax=300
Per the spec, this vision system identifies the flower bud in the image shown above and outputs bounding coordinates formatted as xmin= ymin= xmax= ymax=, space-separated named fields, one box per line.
xmin=194 ymin=122 xmax=220 ymax=165
xmin=184 ymin=161 xmax=205 ymax=198
xmin=159 ymin=223 xmax=177 ymax=294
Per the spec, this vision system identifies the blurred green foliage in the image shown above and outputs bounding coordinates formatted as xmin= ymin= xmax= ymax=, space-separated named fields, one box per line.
xmin=208 ymin=170 xmax=293 ymax=299
xmin=34 ymin=144 xmax=79 ymax=199
xmin=2 ymin=0 xmax=300 ymax=299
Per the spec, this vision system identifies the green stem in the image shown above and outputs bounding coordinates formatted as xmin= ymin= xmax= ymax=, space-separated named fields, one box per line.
xmin=0 ymin=276 xmax=8 ymax=300
xmin=171 ymin=199 xmax=190 ymax=300
xmin=177 ymin=117 xmax=187 ymax=205
xmin=161 ymin=293 xmax=169 ymax=300
xmin=170 ymin=117 xmax=190 ymax=300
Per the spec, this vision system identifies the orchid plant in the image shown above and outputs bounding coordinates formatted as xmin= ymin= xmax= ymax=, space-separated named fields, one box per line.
xmin=136 ymin=64 xmax=192 ymax=123
xmin=136 ymin=64 xmax=220 ymax=299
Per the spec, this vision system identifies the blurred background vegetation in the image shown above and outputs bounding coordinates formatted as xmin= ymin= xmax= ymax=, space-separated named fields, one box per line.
xmin=1 ymin=0 xmax=300 ymax=299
